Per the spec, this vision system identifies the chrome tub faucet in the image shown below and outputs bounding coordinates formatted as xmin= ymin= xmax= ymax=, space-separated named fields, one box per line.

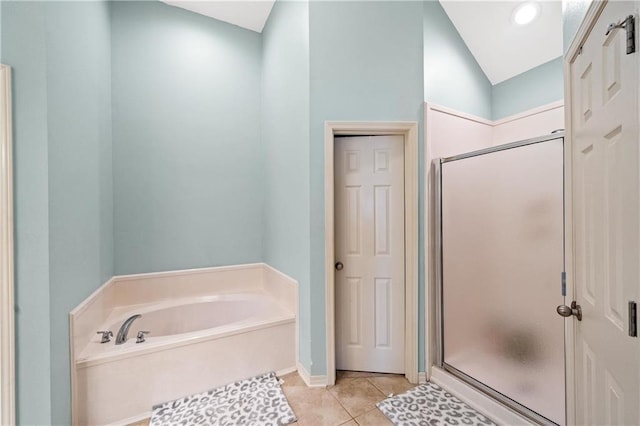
xmin=116 ymin=314 xmax=141 ymax=345
xmin=136 ymin=330 xmax=150 ymax=343
xmin=96 ymin=330 xmax=113 ymax=343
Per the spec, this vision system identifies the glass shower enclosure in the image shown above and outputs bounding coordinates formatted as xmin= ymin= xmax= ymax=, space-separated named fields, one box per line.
xmin=435 ymin=135 xmax=565 ymax=425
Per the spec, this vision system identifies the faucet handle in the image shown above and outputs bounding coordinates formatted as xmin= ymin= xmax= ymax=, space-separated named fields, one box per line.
xmin=97 ymin=331 xmax=113 ymax=344
xmin=136 ymin=331 xmax=150 ymax=344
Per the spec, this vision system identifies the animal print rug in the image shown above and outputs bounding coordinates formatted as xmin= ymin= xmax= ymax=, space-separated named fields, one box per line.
xmin=377 ymin=382 xmax=496 ymax=426
xmin=150 ymin=372 xmax=297 ymax=426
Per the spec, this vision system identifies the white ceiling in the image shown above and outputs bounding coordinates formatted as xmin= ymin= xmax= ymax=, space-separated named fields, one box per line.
xmin=440 ymin=1 xmax=563 ymax=85
xmin=160 ymin=0 xmax=561 ymax=84
xmin=162 ymin=0 xmax=275 ymax=33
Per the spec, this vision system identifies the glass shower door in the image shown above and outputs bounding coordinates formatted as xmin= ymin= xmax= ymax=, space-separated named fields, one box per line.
xmin=439 ymin=137 xmax=565 ymax=425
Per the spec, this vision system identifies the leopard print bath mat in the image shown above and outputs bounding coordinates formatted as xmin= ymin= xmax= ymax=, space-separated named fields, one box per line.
xmin=150 ymin=372 xmax=297 ymax=426
xmin=377 ymin=382 xmax=496 ymax=426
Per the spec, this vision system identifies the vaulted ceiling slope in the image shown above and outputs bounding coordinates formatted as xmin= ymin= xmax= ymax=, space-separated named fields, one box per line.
xmin=440 ymin=1 xmax=563 ymax=84
xmin=161 ymin=0 xmax=562 ymax=84
xmin=162 ymin=0 xmax=276 ymax=33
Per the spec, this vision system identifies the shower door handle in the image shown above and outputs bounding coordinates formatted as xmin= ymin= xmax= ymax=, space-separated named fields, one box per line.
xmin=557 ymin=301 xmax=582 ymax=321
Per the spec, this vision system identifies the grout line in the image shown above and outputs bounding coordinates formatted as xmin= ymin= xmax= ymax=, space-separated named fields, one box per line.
xmin=326 ymin=386 xmax=355 ymax=420
xmin=365 ymin=377 xmax=387 ymax=396
xmin=364 ymin=377 xmax=389 ymax=402
xmin=329 ymin=378 xmax=390 ymax=422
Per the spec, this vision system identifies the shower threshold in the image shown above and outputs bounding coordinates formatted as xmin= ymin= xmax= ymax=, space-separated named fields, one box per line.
xmin=441 ymin=363 xmax=560 ymax=426
xmin=429 ymin=366 xmax=541 ymax=426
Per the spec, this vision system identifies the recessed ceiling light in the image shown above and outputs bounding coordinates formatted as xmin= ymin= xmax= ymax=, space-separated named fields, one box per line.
xmin=513 ymin=2 xmax=540 ymax=26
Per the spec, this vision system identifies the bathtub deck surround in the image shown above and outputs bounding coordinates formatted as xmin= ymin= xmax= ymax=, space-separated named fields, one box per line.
xmin=69 ymin=263 xmax=298 ymax=426
xmin=77 ymin=293 xmax=294 ymax=364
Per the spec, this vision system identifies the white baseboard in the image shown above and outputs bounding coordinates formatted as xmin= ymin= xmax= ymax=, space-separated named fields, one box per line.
xmin=110 ymin=411 xmax=152 ymax=426
xmin=418 ymin=372 xmax=427 ymax=384
xmin=276 ymin=365 xmax=298 ymax=377
xmin=430 ymin=367 xmax=534 ymax=426
xmin=296 ymin=362 xmax=327 ymax=387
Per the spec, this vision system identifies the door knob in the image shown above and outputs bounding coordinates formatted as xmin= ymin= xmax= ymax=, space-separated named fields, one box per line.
xmin=557 ymin=301 xmax=582 ymax=321
xmin=335 ymin=262 xmax=344 ymax=271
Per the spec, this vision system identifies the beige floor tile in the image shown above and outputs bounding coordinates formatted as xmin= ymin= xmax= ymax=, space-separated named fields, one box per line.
xmin=367 ymin=375 xmax=414 ymax=397
xmin=354 ymin=408 xmax=393 ymax=426
xmin=127 ymin=419 xmax=150 ymax=426
xmin=340 ymin=420 xmax=358 ymax=426
xmin=279 ymin=371 xmax=307 ymax=388
xmin=328 ymin=378 xmax=386 ymax=418
xmin=337 ymin=370 xmax=376 ymax=379
xmin=285 ymin=386 xmax=352 ymax=426
xmin=337 ymin=370 xmax=396 ymax=380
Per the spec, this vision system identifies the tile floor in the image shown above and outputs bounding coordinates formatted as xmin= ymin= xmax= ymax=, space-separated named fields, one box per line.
xmin=129 ymin=370 xmax=414 ymax=426
xmin=282 ymin=370 xmax=414 ymax=426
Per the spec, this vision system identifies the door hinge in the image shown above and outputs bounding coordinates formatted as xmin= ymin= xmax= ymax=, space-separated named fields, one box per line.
xmin=606 ymin=15 xmax=636 ymax=54
xmin=629 ymin=301 xmax=637 ymax=337
xmin=561 ymin=271 xmax=566 ymax=296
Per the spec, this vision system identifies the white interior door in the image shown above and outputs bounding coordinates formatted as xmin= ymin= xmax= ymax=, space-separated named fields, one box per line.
xmin=334 ymin=135 xmax=405 ymax=374
xmin=571 ymin=2 xmax=640 ymax=425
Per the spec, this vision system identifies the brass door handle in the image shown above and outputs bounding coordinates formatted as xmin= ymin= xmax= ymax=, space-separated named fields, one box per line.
xmin=335 ymin=262 xmax=344 ymax=271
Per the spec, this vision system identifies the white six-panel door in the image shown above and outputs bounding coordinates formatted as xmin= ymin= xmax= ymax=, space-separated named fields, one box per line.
xmin=334 ymin=135 xmax=405 ymax=373
xmin=570 ymin=2 xmax=640 ymax=424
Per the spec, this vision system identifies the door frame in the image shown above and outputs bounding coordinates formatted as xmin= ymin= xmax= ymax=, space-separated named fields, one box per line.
xmin=324 ymin=121 xmax=419 ymax=386
xmin=0 ymin=64 xmax=15 ymax=425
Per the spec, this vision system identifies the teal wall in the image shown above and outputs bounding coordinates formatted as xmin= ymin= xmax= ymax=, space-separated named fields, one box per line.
xmin=423 ymin=1 xmax=492 ymax=119
xmin=423 ymin=0 xmax=564 ymax=121
xmin=1 ymin=1 xmax=113 ymax=424
xmin=111 ymin=1 xmax=263 ymax=275
xmin=1 ymin=3 xmax=52 ymax=424
xmin=0 ymin=0 xmax=574 ymax=421
xmin=308 ymin=0 xmax=425 ymax=375
xmin=492 ymin=56 xmax=564 ymax=120
xmin=46 ymin=2 xmax=113 ymax=424
xmin=261 ymin=0 xmax=312 ymax=371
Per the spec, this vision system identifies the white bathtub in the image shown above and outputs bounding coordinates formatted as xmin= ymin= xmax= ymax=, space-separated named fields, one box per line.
xmin=70 ymin=264 xmax=298 ymax=426
xmin=115 ymin=294 xmax=280 ymax=338
xmin=77 ymin=292 xmax=294 ymax=362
